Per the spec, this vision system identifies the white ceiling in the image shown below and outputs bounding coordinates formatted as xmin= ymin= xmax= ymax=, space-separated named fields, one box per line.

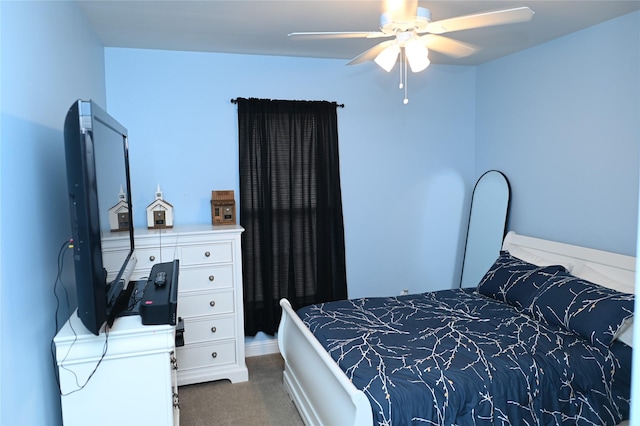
xmin=78 ymin=0 xmax=640 ymax=66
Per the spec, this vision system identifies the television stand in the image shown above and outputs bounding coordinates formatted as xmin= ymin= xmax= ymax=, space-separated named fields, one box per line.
xmin=53 ymin=311 xmax=179 ymax=425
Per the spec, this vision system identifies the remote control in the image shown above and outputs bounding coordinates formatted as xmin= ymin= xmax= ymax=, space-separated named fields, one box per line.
xmin=154 ymin=271 xmax=167 ymax=287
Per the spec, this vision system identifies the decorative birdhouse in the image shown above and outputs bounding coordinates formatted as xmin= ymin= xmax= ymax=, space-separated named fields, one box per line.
xmin=211 ymin=190 xmax=236 ymax=225
xmin=108 ymin=186 xmax=130 ymax=232
xmin=146 ymin=184 xmax=174 ymax=229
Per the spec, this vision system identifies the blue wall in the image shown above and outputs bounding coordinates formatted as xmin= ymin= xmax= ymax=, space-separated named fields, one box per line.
xmin=1 ymin=1 xmax=106 ymax=424
xmin=104 ymin=49 xmax=477 ymax=298
xmin=1 ymin=2 xmax=638 ymax=424
xmin=476 ymin=11 xmax=640 ymax=255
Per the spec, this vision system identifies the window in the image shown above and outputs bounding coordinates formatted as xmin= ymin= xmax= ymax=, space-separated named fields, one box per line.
xmin=236 ymin=98 xmax=348 ymax=336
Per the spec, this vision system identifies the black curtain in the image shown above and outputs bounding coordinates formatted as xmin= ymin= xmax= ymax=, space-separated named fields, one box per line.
xmin=237 ymin=98 xmax=348 ymax=336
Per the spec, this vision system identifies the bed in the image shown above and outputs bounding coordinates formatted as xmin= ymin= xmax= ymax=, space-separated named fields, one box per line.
xmin=277 ymin=231 xmax=635 ymax=425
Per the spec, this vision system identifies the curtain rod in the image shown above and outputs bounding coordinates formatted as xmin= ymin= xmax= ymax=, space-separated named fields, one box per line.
xmin=230 ymin=98 xmax=344 ymax=108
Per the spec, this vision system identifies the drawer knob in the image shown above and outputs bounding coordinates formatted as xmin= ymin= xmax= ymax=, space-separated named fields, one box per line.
xmin=210 ymin=300 xmax=216 ymax=307
xmin=209 ymin=275 xmax=215 ymax=282
xmin=205 ymin=251 xmax=211 ymax=257
xmin=211 ymin=352 xmax=218 ymax=358
xmin=211 ymin=326 xmax=217 ymax=333
xmin=149 ymin=255 xmax=155 ymax=262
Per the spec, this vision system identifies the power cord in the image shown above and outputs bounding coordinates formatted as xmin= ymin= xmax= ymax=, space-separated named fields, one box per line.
xmin=50 ymin=238 xmax=110 ymax=396
xmin=53 ymin=239 xmax=73 ymax=332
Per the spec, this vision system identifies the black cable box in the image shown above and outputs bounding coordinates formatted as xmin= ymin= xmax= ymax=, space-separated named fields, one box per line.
xmin=140 ymin=259 xmax=179 ymax=326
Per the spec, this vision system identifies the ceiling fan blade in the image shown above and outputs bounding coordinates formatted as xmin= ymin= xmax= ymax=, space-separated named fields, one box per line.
xmin=426 ymin=6 xmax=534 ymax=34
xmin=419 ymin=34 xmax=477 ymax=58
xmin=288 ymin=31 xmax=388 ymax=40
xmin=346 ymin=40 xmax=396 ymax=66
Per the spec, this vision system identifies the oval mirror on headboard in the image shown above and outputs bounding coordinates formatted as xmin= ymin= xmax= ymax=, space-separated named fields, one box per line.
xmin=460 ymin=170 xmax=511 ymax=288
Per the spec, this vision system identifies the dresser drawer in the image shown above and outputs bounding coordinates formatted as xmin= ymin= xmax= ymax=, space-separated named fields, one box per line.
xmin=176 ymin=340 xmax=236 ymax=370
xmin=103 ymin=247 xmax=176 ymax=276
xmin=178 ymin=290 xmax=234 ymax=318
xmin=182 ymin=316 xmax=235 ymax=345
xmin=179 ymin=265 xmax=233 ymax=292
xmin=134 ymin=247 xmax=178 ymax=273
xmin=181 ymin=242 xmax=232 ymax=266
xmin=103 ymin=236 xmax=178 ymax=275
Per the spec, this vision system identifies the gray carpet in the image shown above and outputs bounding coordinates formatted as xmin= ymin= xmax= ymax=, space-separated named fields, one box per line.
xmin=178 ymin=354 xmax=304 ymax=426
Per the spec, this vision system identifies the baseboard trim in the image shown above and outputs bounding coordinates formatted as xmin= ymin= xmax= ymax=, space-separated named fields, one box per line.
xmin=245 ymin=337 xmax=280 ymax=358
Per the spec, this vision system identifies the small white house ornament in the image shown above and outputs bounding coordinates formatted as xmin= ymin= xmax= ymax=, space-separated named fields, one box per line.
xmin=108 ymin=186 xmax=130 ymax=231
xmin=146 ymin=184 xmax=174 ymax=229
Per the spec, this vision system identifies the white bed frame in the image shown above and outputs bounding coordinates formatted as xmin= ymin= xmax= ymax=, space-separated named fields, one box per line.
xmin=277 ymin=231 xmax=636 ymax=426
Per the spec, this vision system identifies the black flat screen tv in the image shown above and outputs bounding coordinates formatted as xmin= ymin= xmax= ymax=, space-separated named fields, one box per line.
xmin=63 ymin=99 xmax=137 ymax=335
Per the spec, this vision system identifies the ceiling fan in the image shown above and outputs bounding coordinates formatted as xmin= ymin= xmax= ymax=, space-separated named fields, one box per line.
xmin=289 ymin=0 xmax=534 ymax=103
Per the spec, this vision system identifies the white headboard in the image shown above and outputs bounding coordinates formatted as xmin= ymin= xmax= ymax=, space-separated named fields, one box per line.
xmin=502 ymin=231 xmax=636 ymax=295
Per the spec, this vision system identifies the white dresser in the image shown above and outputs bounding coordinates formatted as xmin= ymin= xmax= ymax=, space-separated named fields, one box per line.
xmin=54 ymin=313 xmax=178 ymax=425
xmin=102 ymin=224 xmax=248 ymax=386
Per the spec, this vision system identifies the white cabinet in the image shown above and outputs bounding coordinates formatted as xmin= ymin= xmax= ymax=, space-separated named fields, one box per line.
xmin=54 ymin=313 xmax=178 ymax=426
xmin=102 ymin=224 xmax=248 ymax=385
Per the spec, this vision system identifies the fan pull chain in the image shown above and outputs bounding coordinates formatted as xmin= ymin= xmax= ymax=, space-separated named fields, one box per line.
xmin=403 ymin=55 xmax=409 ymax=104
xmin=395 ymin=49 xmax=409 ymax=104
xmin=402 ymin=48 xmax=409 ymax=104
xmin=399 ymin=49 xmax=404 ymax=90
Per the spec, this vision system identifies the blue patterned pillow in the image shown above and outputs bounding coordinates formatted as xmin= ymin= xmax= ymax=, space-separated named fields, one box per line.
xmin=531 ymin=272 xmax=635 ymax=347
xmin=477 ymin=251 xmax=568 ymax=311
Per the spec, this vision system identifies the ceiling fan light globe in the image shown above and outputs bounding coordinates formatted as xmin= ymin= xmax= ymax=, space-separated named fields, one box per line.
xmin=405 ymin=39 xmax=430 ymax=72
xmin=374 ymin=44 xmax=400 ymax=72
xmin=408 ymin=55 xmax=430 ymax=72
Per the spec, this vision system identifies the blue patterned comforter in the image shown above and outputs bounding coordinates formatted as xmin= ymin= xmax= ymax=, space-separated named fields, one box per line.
xmin=297 ymin=289 xmax=631 ymax=425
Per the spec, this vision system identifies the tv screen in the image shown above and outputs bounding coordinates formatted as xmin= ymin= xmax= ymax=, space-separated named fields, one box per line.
xmin=63 ymin=100 xmax=137 ymax=335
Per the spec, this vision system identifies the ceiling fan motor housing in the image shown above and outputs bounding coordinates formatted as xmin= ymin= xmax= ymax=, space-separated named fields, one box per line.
xmin=380 ymin=7 xmax=432 ymax=34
